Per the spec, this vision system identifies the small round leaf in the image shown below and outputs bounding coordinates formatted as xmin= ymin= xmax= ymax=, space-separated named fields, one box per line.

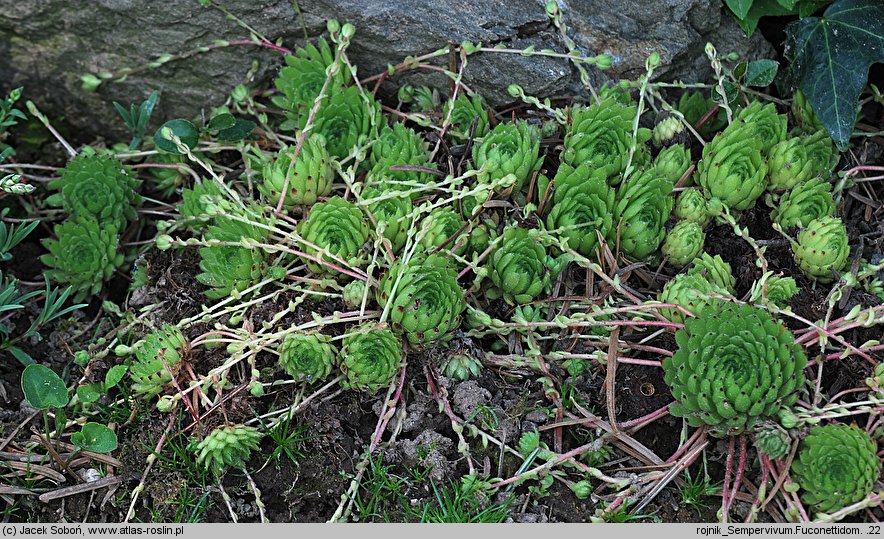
xmin=71 ymin=423 xmax=118 ymax=453
xmin=21 ymin=364 xmax=69 ymax=410
xmin=154 ymin=119 xmax=199 ymax=154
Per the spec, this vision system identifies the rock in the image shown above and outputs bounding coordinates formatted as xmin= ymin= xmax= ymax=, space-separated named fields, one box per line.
xmin=0 ymin=0 xmax=773 ymax=140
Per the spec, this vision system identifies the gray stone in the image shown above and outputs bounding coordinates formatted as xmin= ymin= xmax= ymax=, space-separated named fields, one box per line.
xmin=0 ymin=0 xmax=773 ymax=140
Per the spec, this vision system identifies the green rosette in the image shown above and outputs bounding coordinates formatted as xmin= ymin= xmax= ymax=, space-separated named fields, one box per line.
xmin=278 ymin=332 xmax=338 ymax=383
xmin=297 ymin=196 xmax=370 ymax=274
xmin=40 ymin=217 xmax=125 ymax=302
xmin=129 ymin=325 xmax=187 ymax=397
xmin=771 ymin=177 xmax=836 ymax=229
xmin=195 ymin=425 xmax=263 ymax=475
xmin=472 ymin=120 xmax=542 ymax=192
xmin=260 ymin=134 xmax=333 ymax=208
xmin=696 ymin=122 xmax=768 ymax=211
xmin=662 ymin=301 xmax=807 ymax=436
xmin=662 ymin=220 xmax=706 ymax=268
xmin=610 ymin=169 xmax=674 ymax=261
xmin=489 ymin=226 xmax=551 ymax=304
xmin=546 ymin=163 xmax=615 ymax=256
xmin=791 ymin=424 xmax=880 ymax=514
xmin=793 ymin=216 xmax=850 ymax=283
xmin=377 ymin=254 xmax=466 ymax=346
xmin=340 ymin=324 xmax=403 ymax=391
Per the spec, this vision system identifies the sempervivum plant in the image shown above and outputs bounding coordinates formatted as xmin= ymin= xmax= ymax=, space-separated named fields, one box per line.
xmin=611 ymin=170 xmax=674 ymax=261
xmin=472 ymin=120 xmax=542 ymax=192
xmin=310 ymin=85 xmax=380 ymax=159
xmin=41 ymin=217 xmax=124 ymax=302
xmin=278 ymin=332 xmax=337 ymax=384
xmin=195 ymin=425 xmax=263 ymax=475
xmin=378 ymin=254 xmax=466 ymax=346
xmin=791 ymin=89 xmax=825 ymax=134
xmin=562 ymin=98 xmax=651 ymax=182
xmin=178 ymin=180 xmax=227 ymax=230
xmin=418 ymin=207 xmax=467 ymax=255
xmin=47 ymin=153 xmax=141 ymax=230
xmin=771 ymin=177 xmax=836 ymax=229
xmin=340 ymin=324 xmax=403 ymax=391
xmin=546 ymin=163 xmax=615 ymax=256
xmin=297 ymin=196 xmax=370 ymax=274
xmin=674 ymin=187 xmax=711 ymax=227
xmin=653 ymin=144 xmax=692 ymax=184
xmin=696 ymin=123 xmax=768 ymax=210
xmin=690 ymin=253 xmax=737 ymax=293
xmin=735 ymin=101 xmax=787 ymax=154
xmin=272 ymin=37 xmax=346 ymax=123
xmin=196 ymin=216 xmax=268 ymax=299
xmin=792 ymin=216 xmax=850 ymax=283
xmin=791 ymin=424 xmax=881 ymax=514
xmin=446 ymin=93 xmax=490 ymax=140
xmin=754 ymin=421 xmax=792 ymax=461
xmin=662 ymin=301 xmax=807 ymax=436
xmin=441 ymin=353 xmax=483 ymax=381
xmin=361 ymin=187 xmax=413 ymax=254
xmin=129 ymin=325 xmax=188 ymax=397
xmin=260 ymin=134 xmax=333 ymax=208
xmin=652 ymin=116 xmax=684 ymax=147
xmin=488 ymin=226 xmax=557 ymax=304
xmin=662 ymin=220 xmax=705 ymax=268
xmin=368 ymin=122 xmax=434 ymax=192
xmin=766 ymin=131 xmax=838 ymax=191
xmin=750 ymin=274 xmax=800 ymax=309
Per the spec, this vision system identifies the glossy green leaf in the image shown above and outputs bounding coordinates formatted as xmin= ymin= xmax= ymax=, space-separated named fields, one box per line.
xmin=208 ymin=113 xmax=236 ymax=131
xmin=216 ymin=119 xmax=256 ymax=142
xmin=783 ymin=0 xmax=884 ymax=149
xmin=154 ymin=119 xmax=199 ymax=154
xmin=745 ymin=59 xmax=779 ymax=87
xmin=726 ymin=0 xmax=754 ymax=20
xmin=71 ymin=422 xmax=118 ymax=453
xmin=77 ymin=383 xmax=102 ymax=404
xmin=104 ymin=365 xmax=128 ymax=389
xmin=21 ymin=364 xmax=68 ymax=409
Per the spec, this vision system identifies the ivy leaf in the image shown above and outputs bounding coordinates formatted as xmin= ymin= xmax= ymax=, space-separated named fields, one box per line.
xmin=725 ymin=0 xmax=754 ymax=20
xmin=735 ymin=0 xmax=794 ymax=36
xmin=745 ymin=59 xmax=779 ymax=87
xmin=782 ymin=0 xmax=884 ymax=150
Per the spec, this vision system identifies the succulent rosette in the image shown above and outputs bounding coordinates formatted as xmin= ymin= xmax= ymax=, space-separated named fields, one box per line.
xmin=310 ymin=85 xmax=380 ymax=159
xmin=662 ymin=220 xmax=706 ymax=268
xmin=378 ymin=254 xmax=466 ymax=346
xmin=297 ymin=196 xmax=370 ymax=274
xmin=652 ymin=116 xmax=684 ymax=147
xmin=611 ymin=170 xmax=674 ymax=261
xmin=472 ymin=120 xmax=542 ymax=192
xmin=791 ymin=424 xmax=880 ymax=514
xmin=489 ymin=226 xmax=553 ymax=304
xmin=178 ymin=180 xmax=228 ymax=230
xmin=767 ymin=131 xmax=838 ymax=191
xmin=441 ymin=353 xmax=483 ymax=381
xmin=791 ymin=89 xmax=825 ymax=134
xmin=750 ymin=273 xmax=800 ymax=309
xmin=362 ymin=187 xmax=413 ymax=254
xmin=260 ymin=134 xmax=333 ymax=208
xmin=342 ymin=280 xmax=367 ymax=308
xmin=674 ymin=187 xmax=711 ymax=227
xmin=41 ymin=217 xmax=124 ymax=302
xmin=771 ymin=177 xmax=836 ymax=229
xmin=658 ymin=272 xmax=729 ymax=324
xmin=196 ymin=216 xmax=268 ymax=299
xmin=662 ymin=301 xmax=807 ymax=436
xmin=418 ymin=207 xmax=467 ymax=255
xmin=340 ymin=324 xmax=403 ymax=391
xmin=562 ymin=98 xmax=651 ymax=182
xmin=446 ymin=93 xmax=490 ymax=140
xmin=272 ymin=37 xmax=346 ymax=123
xmin=368 ymin=122 xmax=435 ymax=192
xmin=690 ymin=253 xmax=736 ymax=293
xmin=546 ymin=163 xmax=615 ymax=256
xmin=753 ymin=421 xmax=792 ymax=461
xmin=792 ymin=216 xmax=850 ymax=283
xmin=696 ymin=123 xmax=768 ymax=211
xmin=654 ymin=144 xmax=692 ymax=184
xmin=278 ymin=332 xmax=337 ymax=384
xmin=735 ymin=101 xmax=787 ymax=154
xmin=129 ymin=325 xmax=188 ymax=396
xmin=195 ymin=425 xmax=263 ymax=475
xmin=47 ymin=153 xmax=141 ymax=230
